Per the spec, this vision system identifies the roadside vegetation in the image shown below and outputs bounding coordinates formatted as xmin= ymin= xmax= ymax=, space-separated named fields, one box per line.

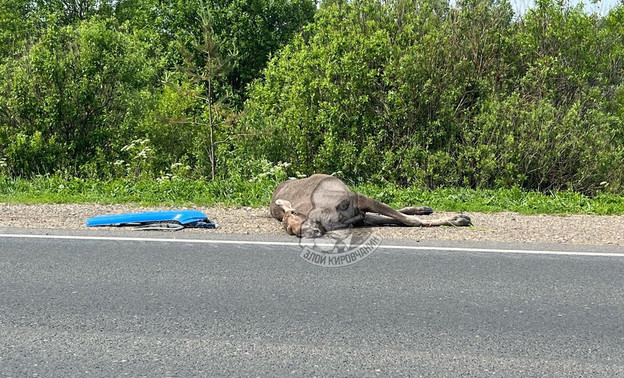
xmin=1 ymin=0 xmax=623 ymax=214
xmin=2 ymin=174 xmax=624 ymax=215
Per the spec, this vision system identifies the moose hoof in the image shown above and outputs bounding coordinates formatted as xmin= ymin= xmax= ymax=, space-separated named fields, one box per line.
xmin=450 ymin=214 xmax=472 ymax=227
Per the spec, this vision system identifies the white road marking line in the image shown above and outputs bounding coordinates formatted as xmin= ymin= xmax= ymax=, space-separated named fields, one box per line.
xmin=1 ymin=233 xmax=623 ymax=257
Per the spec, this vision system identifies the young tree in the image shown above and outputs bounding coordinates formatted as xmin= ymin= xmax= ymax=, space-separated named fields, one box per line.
xmin=179 ymin=3 xmax=234 ymax=180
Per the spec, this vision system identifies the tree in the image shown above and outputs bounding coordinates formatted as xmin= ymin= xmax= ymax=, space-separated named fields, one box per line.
xmin=115 ymin=0 xmax=316 ymax=106
xmin=179 ymin=4 xmax=233 ymax=180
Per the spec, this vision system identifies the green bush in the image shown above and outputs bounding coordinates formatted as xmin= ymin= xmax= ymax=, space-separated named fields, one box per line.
xmin=0 ymin=18 xmax=156 ymax=177
xmin=239 ymin=0 xmax=624 ymax=194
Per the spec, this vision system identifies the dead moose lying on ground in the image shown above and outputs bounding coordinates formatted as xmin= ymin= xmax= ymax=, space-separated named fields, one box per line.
xmin=270 ymin=174 xmax=472 ymax=238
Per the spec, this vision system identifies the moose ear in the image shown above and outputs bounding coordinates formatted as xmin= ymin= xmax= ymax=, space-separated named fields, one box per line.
xmin=275 ymin=199 xmax=294 ymax=212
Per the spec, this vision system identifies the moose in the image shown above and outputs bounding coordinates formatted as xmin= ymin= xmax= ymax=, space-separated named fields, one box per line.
xmin=270 ymin=174 xmax=471 ymax=238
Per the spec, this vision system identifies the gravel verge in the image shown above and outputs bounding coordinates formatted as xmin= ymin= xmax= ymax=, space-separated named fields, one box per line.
xmin=1 ymin=203 xmax=623 ymax=246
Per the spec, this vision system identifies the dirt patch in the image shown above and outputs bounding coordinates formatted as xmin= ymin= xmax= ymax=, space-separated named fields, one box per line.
xmin=1 ymin=203 xmax=623 ymax=246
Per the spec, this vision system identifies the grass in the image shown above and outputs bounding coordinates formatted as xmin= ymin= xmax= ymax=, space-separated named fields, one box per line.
xmin=1 ymin=175 xmax=624 ymax=215
xmin=0 ymin=175 xmax=277 ymax=207
xmin=355 ymin=184 xmax=624 ymax=215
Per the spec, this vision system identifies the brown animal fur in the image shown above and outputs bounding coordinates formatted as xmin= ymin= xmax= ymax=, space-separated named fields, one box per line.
xmin=270 ymin=174 xmax=471 ymax=238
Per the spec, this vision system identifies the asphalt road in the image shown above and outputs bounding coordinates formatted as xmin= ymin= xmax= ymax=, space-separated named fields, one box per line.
xmin=1 ymin=230 xmax=623 ymax=376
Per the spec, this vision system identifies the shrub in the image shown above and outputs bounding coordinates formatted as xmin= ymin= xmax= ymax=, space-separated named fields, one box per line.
xmin=238 ymin=0 xmax=624 ymax=194
xmin=0 ymin=18 xmax=156 ymax=177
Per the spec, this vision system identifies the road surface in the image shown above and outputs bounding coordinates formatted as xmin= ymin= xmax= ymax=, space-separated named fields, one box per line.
xmin=1 ymin=229 xmax=623 ymax=376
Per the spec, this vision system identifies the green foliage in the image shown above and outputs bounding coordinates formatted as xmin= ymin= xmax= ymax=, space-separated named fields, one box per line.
xmin=460 ymin=1 xmax=624 ymax=193
xmin=135 ymin=72 xmax=236 ymax=180
xmin=2 ymin=174 xmax=624 ymax=215
xmin=241 ymin=0 xmax=624 ymax=194
xmin=0 ymin=0 xmax=33 ymax=58
xmin=1 ymin=0 xmax=624 ymax=205
xmin=241 ymin=0 xmax=515 ymax=184
xmin=0 ymin=18 xmax=156 ymax=177
xmin=0 ymin=0 xmax=316 ymax=179
xmin=0 ymin=0 xmax=117 ymax=60
xmin=114 ymin=0 xmax=316 ymax=104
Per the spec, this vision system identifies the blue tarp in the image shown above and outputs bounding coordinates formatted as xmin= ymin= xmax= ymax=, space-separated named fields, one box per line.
xmin=86 ymin=210 xmax=217 ymax=230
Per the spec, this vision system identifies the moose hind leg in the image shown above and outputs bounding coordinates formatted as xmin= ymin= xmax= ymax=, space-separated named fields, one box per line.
xmin=365 ymin=213 xmax=471 ymax=227
xmin=398 ymin=206 xmax=433 ymax=215
xmin=357 ymin=195 xmax=471 ymax=228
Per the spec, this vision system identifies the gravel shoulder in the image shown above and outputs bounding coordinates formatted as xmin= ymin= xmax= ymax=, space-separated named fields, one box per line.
xmin=2 ymin=203 xmax=624 ymax=246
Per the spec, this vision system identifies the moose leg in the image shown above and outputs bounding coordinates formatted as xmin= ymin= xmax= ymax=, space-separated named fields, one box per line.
xmin=363 ymin=213 xmax=405 ymax=226
xmin=397 ymin=206 xmax=433 ymax=215
xmin=364 ymin=213 xmax=471 ymax=227
xmin=364 ymin=207 xmax=432 ymax=226
xmin=357 ymin=194 xmax=471 ymax=227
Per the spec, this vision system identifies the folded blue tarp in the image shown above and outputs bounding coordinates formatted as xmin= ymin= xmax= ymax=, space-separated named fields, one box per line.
xmin=86 ymin=210 xmax=217 ymax=230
